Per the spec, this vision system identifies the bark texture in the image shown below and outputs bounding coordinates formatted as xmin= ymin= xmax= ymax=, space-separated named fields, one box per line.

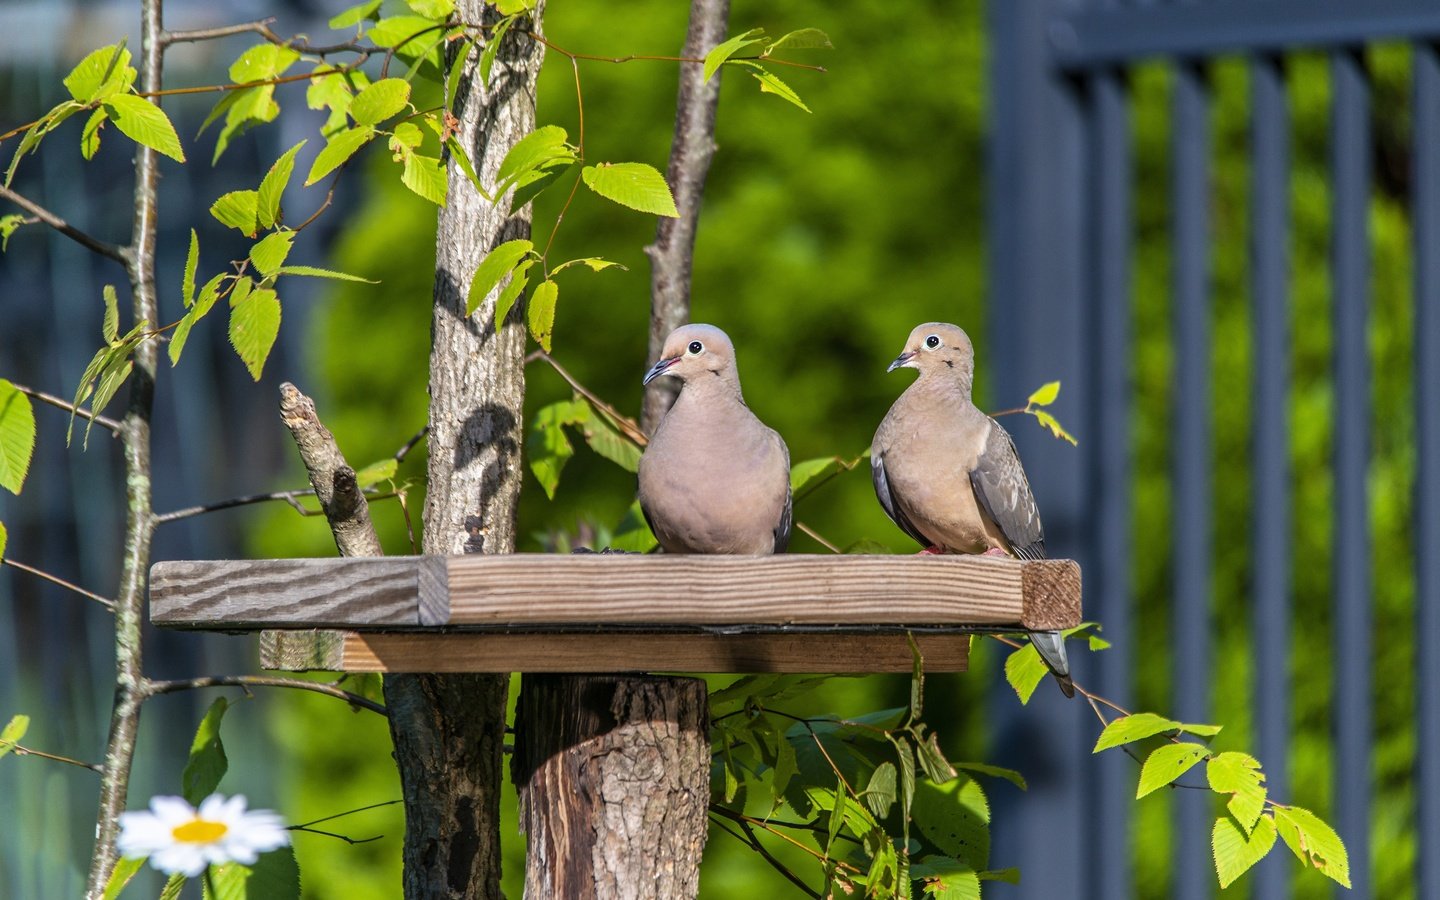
xmin=385 ymin=3 xmax=545 ymax=897
xmin=641 ymin=0 xmax=730 ymax=434
xmin=515 ymin=675 xmax=711 ymax=899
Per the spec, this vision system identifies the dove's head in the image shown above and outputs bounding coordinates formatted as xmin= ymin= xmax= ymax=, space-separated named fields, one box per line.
xmin=887 ymin=322 xmax=975 ymax=389
xmin=643 ymin=324 xmax=740 ymax=389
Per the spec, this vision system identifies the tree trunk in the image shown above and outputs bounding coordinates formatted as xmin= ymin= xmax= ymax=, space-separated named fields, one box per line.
xmin=514 ymin=675 xmax=711 ymax=899
xmin=385 ymin=3 xmax=545 ymax=897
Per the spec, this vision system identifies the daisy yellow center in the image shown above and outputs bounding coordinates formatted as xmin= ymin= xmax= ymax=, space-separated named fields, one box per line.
xmin=172 ymin=818 xmax=228 ymax=843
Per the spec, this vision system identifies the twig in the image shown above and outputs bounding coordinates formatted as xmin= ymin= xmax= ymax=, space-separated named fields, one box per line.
xmin=144 ymin=675 xmax=387 ymax=716
xmin=525 ymin=350 xmax=648 ymax=446
xmin=161 ymin=19 xmax=279 ymax=46
xmin=289 ymin=825 xmax=383 ymax=845
xmin=795 ymin=521 xmax=841 ymax=554
xmin=0 ymin=186 xmax=127 ymax=263
xmin=392 ymin=425 xmax=429 ymax=464
xmin=0 ymin=558 xmax=116 ymax=611
xmin=291 ymin=798 xmax=404 ymax=830
xmin=9 ymin=383 xmax=122 ymax=434
xmin=527 ymin=32 xmax=827 ymax=73
xmin=7 ymin=744 xmax=104 ymax=773
xmin=153 ymin=488 xmax=315 ymax=524
xmin=710 ymin=805 xmax=862 ymax=874
xmin=710 ymin=814 xmax=822 ymax=898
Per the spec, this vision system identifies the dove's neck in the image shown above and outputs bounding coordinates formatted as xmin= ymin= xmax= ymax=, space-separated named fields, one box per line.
xmin=676 ymin=369 xmax=745 ymax=407
xmin=911 ymin=367 xmax=974 ymax=405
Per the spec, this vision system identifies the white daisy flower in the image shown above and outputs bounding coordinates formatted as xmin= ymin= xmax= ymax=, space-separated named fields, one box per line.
xmin=118 ymin=794 xmax=290 ymax=877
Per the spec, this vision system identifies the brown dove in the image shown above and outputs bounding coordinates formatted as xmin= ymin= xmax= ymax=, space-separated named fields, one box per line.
xmin=637 ymin=324 xmax=792 ymax=554
xmin=872 ymin=322 xmax=1072 ymax=697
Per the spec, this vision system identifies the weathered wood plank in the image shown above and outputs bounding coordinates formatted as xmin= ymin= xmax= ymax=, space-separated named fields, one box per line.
xmin=260 ymin=632 xmax=971 ymax=674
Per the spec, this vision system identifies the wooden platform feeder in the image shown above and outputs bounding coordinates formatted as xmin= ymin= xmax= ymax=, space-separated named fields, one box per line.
xmin=149 ymin=554 xmax=1082 ymax=674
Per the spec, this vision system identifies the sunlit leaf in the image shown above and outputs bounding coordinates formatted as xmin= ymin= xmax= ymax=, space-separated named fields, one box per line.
xmin=581 ymin=162 xmax=679 ymax=217
xmin=229 ymin=44 xmax=299 ymax=83
xmin=273 ymin=265 xmax=376 ymax=283
xmin=1273 ymin=805 xmax=1350 ymax=888
xmin=579 ymin=405 xmax=641 ymax=472
xmin=305 ymin=126 xmax=374 ymax=185
xmin=1136 ymin=743 xmax=1209 ymax=798
xmin=101 ymin=855 xmax=144 ymax=900
xmin=80 ymin=108 xmax=108 ymax=160
xmin=182 ymin=230 xmax=199 ymax=307
xmin=182 ymin=698 xmax=229 ymax=805
xmin=527 ymin=279 xmax=558 ymax=352
xmin=0 ymin=380 xmax=37 ymax=495
xmin=258 ymin=140 xmax=306 ymax=229
xmin=1213 ymin=813 xmax=1276 ymax=889
xmin=351 ymin=78 xmax=411 ymax=126
xmin=0 ymin=214 xmax=25 ymax=252
xmin=1002 ymin=641 xmax=1047 ymax=705
xmin=1026 ymin=380 xmax=1061 ymax=407
xmin=1031 ymin=409 xmax=1078 ymax=445
xmin=64 ymin=44 xmax=134 ymax=103
xmin=0 ymin=714 xmax=28 ymax=760
xmin=1208 ymin=752 xmax=1267 ymax=834
xmin=1093 ymin=712 xmax=1182 ymax=753
xmin=763 ymin=28 xmax=833 ymax=54
xmin=171 ymin=273 xmax=226 ymax=366
xmin=750 ymin=67 xmax=810 ymax=112
xmin=467 ymin=239 xmax=534 ymax=317
xmin=229 ymin=287 xmax=281 ymax=381
xmin=103 ymin=94 xmax=185 ymax=162
xmin=210 ymin=190 xmax=260 ymax=235
xmin=400 ymin=152 xmax=447 ymax=205
xmin=329 ymin=0 xmax=383 ymax=30
xmin=204 ymin=848 xmax=301 ymax=900
xmin=102 ymin=284 xmax=120 ymax=343
xmin=249 ymin=231 xmax=295 ymax=277
xmin=703 ymin=28 xmax=765 ymax=82
xmin=955 ymin=761 xmax=1027 ymax=791
xmin=355 ymin=458 xmax=398 ymax=487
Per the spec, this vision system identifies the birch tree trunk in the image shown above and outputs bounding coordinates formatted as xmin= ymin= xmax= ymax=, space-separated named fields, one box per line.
xmin=384 ymin=3 xmax=545 ymax=897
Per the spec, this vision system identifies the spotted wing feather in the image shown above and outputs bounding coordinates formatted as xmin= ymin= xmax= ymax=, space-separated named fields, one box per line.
xmin=968 ymin=420 xmax=1046 ymax=560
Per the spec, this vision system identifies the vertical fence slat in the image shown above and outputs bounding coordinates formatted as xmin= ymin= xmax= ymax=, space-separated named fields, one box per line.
xmin=1170 ymin=59 xmax=1212 ymax=900
xmin=1249 ymin=51 xmax=1294 ymax=900
xmin=1329 ymin=47 xmax=1372 ymax=899
xmin=1413 ymin=39 xmax=1440 ymax=900
xmin=1087 ymin=66 xmax=1133 ymax=900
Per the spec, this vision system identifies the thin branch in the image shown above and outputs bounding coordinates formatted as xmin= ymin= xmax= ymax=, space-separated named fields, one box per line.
xmin=9 ymin=383 xmax=122 ymax=434
xmin=8 ymin=744 xmax=104 ymax=773
xmin=392 ymin=425 xmax=429 ymax=464
xmin=289 ymin=825 xmax=383 ymax=845
xmin=1 ymin=558 xmax=116 ymax=611
xmin=710 ymin=805 xmax=862 ymax=874
xmin=144 ymin=675 xmax=387 ymax=716
xmin=161 ymin=19 xmax=278 ymax=46
xmin=291 ymin=799 xmax=404 ymax=830
xmin=0 ymin=186 xmax=127 ymax=263
xmin=154 ymin=488 xmax=316 ymax=524
xmin=525 ymin=350 xmax=648 ymax=446
xmin=795 ymin=521 xmax=841 ymax=554
xmin=710 ymin=814 xmax=822 ymax=898
xmin=527 ymin=33 xmax=826 ymax=73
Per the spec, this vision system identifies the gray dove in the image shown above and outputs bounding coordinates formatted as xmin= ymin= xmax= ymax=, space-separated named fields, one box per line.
xmin=638 ymin=324 xmax=792 ymax=555
xmin=872 ymin=322 xmax=1073 ymax=697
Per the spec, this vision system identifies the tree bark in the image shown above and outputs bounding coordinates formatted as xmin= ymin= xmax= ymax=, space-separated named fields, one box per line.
xmin=514 ymin=675 xmax=711 ymax=899
xmin=385 ymin=3 xmax=545 ymax=897
xmin=641 ymin=0 xmax=730 ymax=434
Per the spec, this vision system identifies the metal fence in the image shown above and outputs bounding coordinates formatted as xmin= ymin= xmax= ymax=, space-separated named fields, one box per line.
xmin=986 ymin=1 xmax=1440 ymax=897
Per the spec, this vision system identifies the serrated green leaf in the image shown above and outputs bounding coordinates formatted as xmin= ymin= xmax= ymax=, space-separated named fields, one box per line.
xmin=390 ymin=121 xmax=424 ymax=151
xmin=581 ymin=162 xmax=679 ymax=217
xmin=64 ymin=44 xmax=134 ymax=103
xmin=552 ymin=256 xmax=625 ymax=274
xmin=1031 ymin=409 xmax=1079 ymax=445
xmin=825 ymin=778 xmax=847 ymax=848
xmin=913 ymin=776 xmax=990 ymax=871
xmin=210 ymin=190 xmax=260 ymax=235
xmin=351 ymin=78 xmax=411 ymax=126
xmin=1002 ymin=641 xmax=1048 ymax=705
xmin=182 ymin=230 xmax=199 ymax=308
xmin=182 ymin=698 xmax=229 ymax=805
xmin=527 ymin=400 xmax=582 ymax=499
xmin=159 ymin=873 xmax=186 ymax=900
xmin=1027 ymin=380 xmax=1061 ymax=407
xmin=1136 ymin=743 xmax=1210 ymax=798
xmin=610 ymin=500 xmax=658 ymax=552
xmin=863 ymin=761 xmax=897 ymax=819
xmin=1180 ymin=721 xmax=1223 ymax=737
xmin=355 ymin=458 xmax=398 ymax=487
xmin=406 ymin=0 xmax=454 ymax=16
xmin=477 ymin=16 xmax=515 ymax=89
xmin=204 ymin=848 xmax=301 ymax=900
xmin=229 ymin=44 xmax=299 ymax=84
xmin=102 ymin=285 xmax=119 ymax=343
xmin=0 ymin=214 xmax=25 ymax=252
xmin=249 ymin=231 xmax=295 ymax=277
xmin=1272 ymin=805 xmax=1350 ymax=888
xmin=955 ymin=761 xmax=1027 ymax=791
xmin=1207 ymin=752 xmax=1267 ymax=834
xmin=1213 ymin=813 xmax=1276 ymax=889
xmin=496 ymin=124 xmax=573 ymax=189
xmin=306 ymin=126 xmax=374 ymax=185
xmin=924 ymin=869 xmax=981 ymax=900
xmin=444 ymin=137 xmax=488 ymax=199
xmin=494 ymin=260 xmax=533 ymax=328
xmin=467 ymin=239 xmax=534 ymax=317
xmin=494 ymin=0 xmax=533 ymax=13
xmin=917 ymin=730 xmax=957 ymax=783
xmin=367 ymin=16 xmax=439 ymax=55
xmin=101 ymin=854 xmax=144 ymax=900
xmin=273 ymin=265 xmax=377 ymax=283
xmin=229 ymin=287 xmax=281 ymax=381
xmin=527 ymin=279 xmax=558 ymax=352
xmin=0 ymin=380 xmax=37 ymax=495
xmin=508 ymin=159 xmax=569 ymax=211
xmin=103 ymin=94 xmax=185 ymax=162
xmin=579 ymin=406 xmax=642 ymax=472
xmin=764 ymin=28 xmax=833 ymax=55
xmin=89 ymin=358 xmax=133 ymax=448
xmin=400 ymin=152 xmax=447 ymax=205
xmin=0 ymin=714 xmax=29 ymax=759
xmin=703 ymin=28 xmax=766 ymax=82
xmin=1093 ymin=712 xmax=1183 ymax=752
xmin=258 ymin=140 xmax=306 ymax=229
xmin=80 ymin=108 xmax=108 ymax=160
xmin=0 ymin=521 xmax=7 ymax=560
xmin=329 ymin=0 xmax=383 ymax=30
xmin=171 ymin=273 xmax=226 ymax=366
xmin=750 ymin=67 xmax=810 ymax=112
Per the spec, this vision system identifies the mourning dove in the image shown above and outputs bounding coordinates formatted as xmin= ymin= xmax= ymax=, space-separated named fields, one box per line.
xmin=872 ymin=323 xmax=1073 ymax=697
xmin=637 ymin=324 xmax=792 ymax=555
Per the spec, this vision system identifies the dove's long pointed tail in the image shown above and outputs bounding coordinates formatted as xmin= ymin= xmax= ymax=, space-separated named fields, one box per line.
xmin=1031 ymin=630 xmax=1075 ymax=699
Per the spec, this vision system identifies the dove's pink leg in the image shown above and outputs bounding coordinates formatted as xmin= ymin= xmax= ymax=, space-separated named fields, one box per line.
xmin=915 ymin=546 xmax=944 ymax=555
xmin=982 ymin=547 xmax=1009 ymax=557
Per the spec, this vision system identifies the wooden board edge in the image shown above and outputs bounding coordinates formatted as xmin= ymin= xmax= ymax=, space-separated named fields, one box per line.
xmin=1020 ymin=559 xmax=1083 ymax=630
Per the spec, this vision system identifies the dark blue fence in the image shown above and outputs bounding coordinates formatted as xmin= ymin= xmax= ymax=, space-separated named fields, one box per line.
xmin=987 ymin=1 xmax=1440 ymax=897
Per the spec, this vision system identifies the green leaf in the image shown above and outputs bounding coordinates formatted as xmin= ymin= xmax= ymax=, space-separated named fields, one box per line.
xmin=551 ymin=256 xmax=625 ymax=274
xmin=329 ymin=0 xmax=383 ymax=30
xmin=258 ymin=140 xmax=306 ymax=230
xmin=204 ymin=848 xmax=301 ymax=900
xmin=579 ymin=406 xmax=642 ymax=472
xmin=406 ymin=0 xmax=455 ymax=17
xmin=102 ymin=284 xmax=120 ymax=343
xmin=101 ymin=855 xmax=145 ymax=900
xmin=747 ymin=66 xmax=810 ymax=113
xmin=1136 ymin=743 xmax=1210 ymax=798
xmin=445 ymin=137 xmax=488 ymax=199
xmin=171 ymin=273 xmax=226 ymax=366
xmin=0 ymin=380 xmax=37 ymax=495
xmin=400 ymin=152 xmax=447 ymax=205
xmin=1026 ymin=380 xmax=1060 ymax=407
xmin=351 ymin=78 xmax=412 ymax=126
xmin=159 ymin=873 xmax=186 ymax=900
xmin=1031 ymin=409 xmax=1079 ymax=445
xmin=211 ymin=190 xmax=260 ymax=236
xmin=913 ymin=776 xmax=990 ymax=871
xmin=64 ymin=44 xmax=134 ymax=103
xmin=863 ymin=761 xmax=897 ymax=819
xmin=355 ymin=458 xmax=398 ymax=487
xmin=182 ymin=697 xmax=230 ymax=804
xmin=917 ymin=730 xmax=957 ymax=783
xmin=0 ymin=521 xmax=7 ymax=560
xmin=527 ymin=400 xmax=583 ymax=498
xmin=923 ymin=870 xmax=981 ymax=900
xmin=789 ymin=455 xmax=855 ymax=495
xmin=102 ymin=94 xmax=185 ymax=162
xmin=273 ymin=265 xmax=377 ymax=283
xmin=249 ymin=231 xmax=295 ymax=277
xmin=229 ymin=44 xmax=299 ymax=83
xmin=0 ymin=714 xmax=29 ymax=759
xmin=88 ymin=354 xmax=133 ymax=447
xmin=1207 ymin=752 xmax=1267 ymax=834
xmin=367 ymin=16 xmax=440 ymax=56
xmin=306 ymin=126 xmax=374 ymax=185
xmin=390 ymin=121 xmax=424 ymax=151
xmin=909 ymin=634 xmax=925 ymax=720
xmin=527 ymin=279 xmax=559 ymax=352
xmin=764 ymin=28 xmax=834 ymax=54
xmin=1180 ymin=721 xmax=1223 ymax=738
xmin=1002 ymin=642 xmax=1048 ymax=705
xmin=80 ymin=108 xmax=108 ymax=160
xmin=229 ymin=287 xmax=282 ymax=380
xmin=477 ymin=16 xmax=515 ymax=89
xmin=703 ymin=28 xmax=766 ymax=82
xmin=508 ymin=159 xmax=570 ymax=212
xmin=0 ymin=214 xmax=25 ymax=252
xmin=1273 ymin=805 xmax=1350 ymax=888
xmin=609 ymin=501 xmax=658 ymax=552
xmin=825 ymin=777 xmax=847 ymax=849
xmin=1093 ymin=712 xmax=1182 ymax=752
xmin=494 ymin=260 xmax=534 ymax=328
xmin=955 ymin=761 xmax=1027 ymax=791
xmin=494 ymin=0 xmax=533 ymax=13
xmin=496 ymin=125 xmax=573 ymax=189
xmin=182 ymin=230 xmax=199 ymax=307
xmin=581 ymin=162 xmax=679 ymax=217
xmin=467 ymin=239 xmax=534 ymax=317
xmin=1213 ymin=813 xmax=1277 ymax=889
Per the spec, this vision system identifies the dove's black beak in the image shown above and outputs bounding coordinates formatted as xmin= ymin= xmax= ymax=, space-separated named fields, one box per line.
xmin=643 ymin=356 xmax=681 ymax=386
xmin=887 ymin=351 xmax=916 ymax=373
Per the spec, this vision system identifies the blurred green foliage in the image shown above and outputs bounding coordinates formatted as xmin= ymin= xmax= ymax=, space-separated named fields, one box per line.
xmin=240 ymin=2 xmax=1422 ymax=898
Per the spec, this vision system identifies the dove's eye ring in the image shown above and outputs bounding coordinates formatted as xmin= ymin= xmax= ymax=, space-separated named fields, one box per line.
xmin=924 ymin=335 xmax=941 ymax=350
xmin=687 ymin=341 xmax=704 ymax=354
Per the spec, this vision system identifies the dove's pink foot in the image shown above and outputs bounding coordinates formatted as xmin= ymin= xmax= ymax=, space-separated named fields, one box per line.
xmin=982 ymin=547 xmax=1009 ymax=557
xmin=915 ymin=546 xmax=944 ymax=556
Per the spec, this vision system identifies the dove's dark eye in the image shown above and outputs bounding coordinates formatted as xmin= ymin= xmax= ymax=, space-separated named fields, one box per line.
xmin=688 ymin=341 xmax=704 ymax=354
xmin=924 ymin=335 xmax=941 ymax=350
